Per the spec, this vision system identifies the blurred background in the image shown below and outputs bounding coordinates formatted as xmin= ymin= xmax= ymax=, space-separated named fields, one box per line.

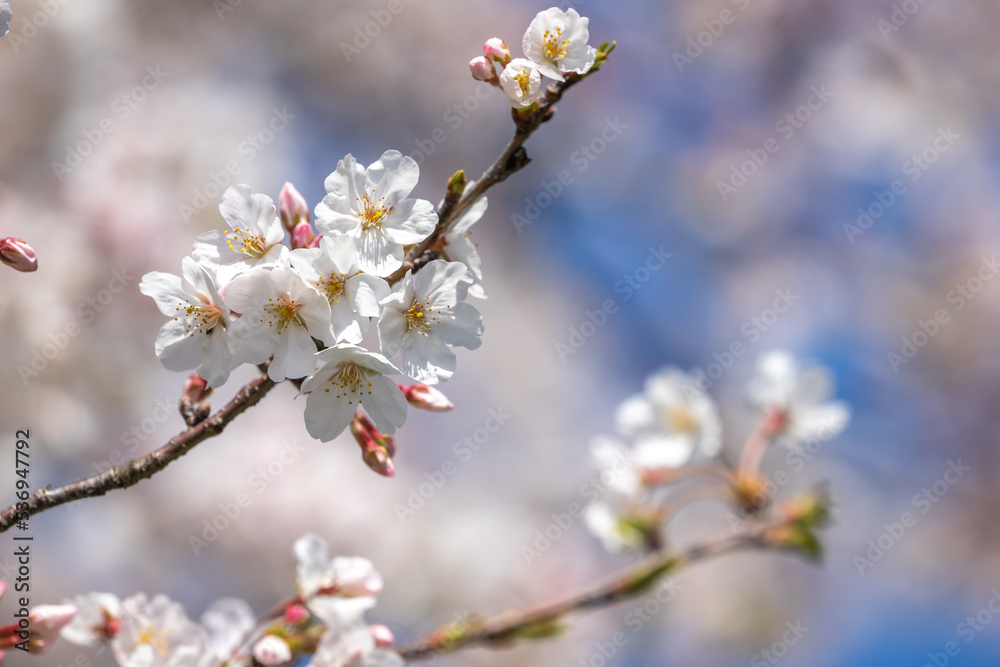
xmin=2 ymin=0 xmax=999 ymax=665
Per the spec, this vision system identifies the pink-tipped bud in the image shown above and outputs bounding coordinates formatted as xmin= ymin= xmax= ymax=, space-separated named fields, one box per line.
xmin=308 ymin=233 xmax=323 ymax=249
xmin=469 ymin=56 xmax=497 ymax=83
xmin=182 ymin=374 xmax=212 ymax=404
xmin=292 ymin=221 xmax=316 ymax=249
xmin=27 ymin=604 xmax=76 ymax=652
xmin=252 ymin=635 xmax=292 ymax=666
xmin=283 ymin=604 xmax=309 ymax=626
xmin=399 ymin=383 xmax=453 ymax=412
xmin=370 ymin=624 xmax=395 ymax=649
xmin=279 ymin=182 xmax=309 ymax=232
xmin=0 ymin=238 xmax=37 ymax=273
xmin=483 ymin=38 xmax=511 ymax=64
xmin=351 ymin=414 xmax=396 ymax=478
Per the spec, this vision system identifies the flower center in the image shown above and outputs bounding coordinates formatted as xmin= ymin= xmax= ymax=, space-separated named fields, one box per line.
xmin=543 ymin=26 xmax=570 ymax=61
xmin=136 ymin=624 xmax=170 ymax=657
xmin=404 ymin=296 xmax=444 ymax=335
xmin=261 ymin=295 xmax=303 ymax=335
xmin=514 ymin=69 xmax=533 ymax=94
xmin=173 ymin=295 xmax=222 ymax=338
xmin=663 ymin=407 xmax=698 ymax=435
xmin=357 ymin=189 xmax=391 ymax=229
xmin=224 ymin=227 xmax=269 ymax=258
xmin=323 ymin=362 xmax=374 ymax=406
xmin=317 ymin=272 xmax=348 ymax=305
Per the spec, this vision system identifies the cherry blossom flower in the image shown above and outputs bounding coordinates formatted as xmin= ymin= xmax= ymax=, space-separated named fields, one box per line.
xmin=615 ymin=368 xmax=722 ymax=469
xmin=311 ymin=621 xmax=403 ymax=667
xmin=294 ymin=535 xmax=383 ymax=627
xmin=111 ymin=594 xmax=218 ymax=667
xmin=199 ymin=598 xmax=255 ymax=662
xmin=747 ymin=351 xmax=850 ymax=447
xmin=378 ymin=260 xmax=484 ymax=385
xmin=315 ymin=151 xmax=437 ymax=276
xmin=499 ymin=59 xmax=542 ymax=109
xmin=301 ymin=345 xmax=408 ymax=442
xmin=192 ymin=185 xmax=287 ymax=285
xmin=253 ymin=635 xmax=292 ymax=666
xmin=583 ymin=439 xmax=662 ymax=553
xmin=26 ymin=605 xmax=77 ymax=652
xmin=289 ymin=235 xmax=389 ymax=344
xmin=139 ymin=257 xmax=233 ymax=388
xmin=442 ymin=189 xmax=488 ymax=299
xmin=60 ymin=593 xmax=122 ymax=647
xmin=225 ymin=267 xmax=335 ymax=382
xmin=522 ymin=8 xmax=597 ymax=81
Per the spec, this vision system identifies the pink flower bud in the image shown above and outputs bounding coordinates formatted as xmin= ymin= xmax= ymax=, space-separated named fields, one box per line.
xmin=182 ymin=374 xmax=212 ymax=404
xmin=279 ymin=182 xmax=309 ymax=232
xmin=292 ymin=221 xmax=316 ymax=249
xmin=252 ymin=635 xmax=292 ymax=666
xmin=399 ymin=383 xmax=453 ymax=412
xmin=483 ymin=38 xmax=511 ymax=64
xmin=469 ymin=56 xmax=497 ymax=83
xmin=283 ymin=603 xmax=309 ymax=626
xmin=351 ymin=414 xmax=396 ymax=478
xmin=27 ymin=604 xmax=76 ymax=651
xmin=308 ymin=233 xmax=323 ymax=249
xmin=370 ymin=624 xmax=395 ymax=649
xmin=0 ymin=238 xmax=37 ymax=273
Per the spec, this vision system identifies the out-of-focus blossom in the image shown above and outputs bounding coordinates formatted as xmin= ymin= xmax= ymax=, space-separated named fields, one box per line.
xmin=301 ymin=345 xmax=407 ymax=441
xmin=293 ymin=221 xmax=317 ymax=250
xmin=139 ymin=257 xmax=233 ymax=388
xmin=499 ymin=59 xmax=542 ymax=109
xmin=399 ymin=383 xmax=454 ymax=412
xmin=294 ymin=535 xmax=383 ymax=627
xmin=111 ymin=594 xmax=218 ymax=667
xmin=443 ymin=189 xmax=488 ymax=299
xmin=25 ymin=605 xmax=77 ymax=652
xmin=311 ymin=621 xmax=403 ymax=667
xmin=192 ymin=185 xmax=287 ymax=285
xmin=0 ymin=238 xmax=37 ymax=272
xmin=225 ymin=267 xmax=335 ymax=382
xmin=289 ymin=235 xmax=389 ymax=344
xmin=279 ymin=181 xmax=310 ymax=232
xmin=369 ymin=625 xmax=394 ymax=649
xmin=315 ymin=151 xmax=437 ymax=276
xmin=747 ymin=351 xmax=850 ymax=447
xmin=378 ymin=260 xmax=484 ymax=385
xmin=522 ymin=8 xmax=597 ymax=80
xmin=253 ymin=635 xmax=292 ymax=666
xmin=200 ymin=597 xmax=255 ymax=661
xmin=60 ymin=593 xmax=122 ymax=647
xmin=615 ymin=368 xmax=722 ymax=469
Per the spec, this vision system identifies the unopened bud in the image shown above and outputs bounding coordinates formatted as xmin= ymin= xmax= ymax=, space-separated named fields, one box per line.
xmin=483 ymin=38 xmax=511 ymax=65
xmin=370 ymin=624 xmax=395 ymax=649
xmin=308 ymin=233 xmax=323 ymax=249
xmin=182 ymin=374 xmax=212 ymax=404
xmin=469 ymin=56 xmax=497 ymax=83
xmin=400 ymin=383 xmax=453 ymax=412
xmin=279 ymin=182 xmax=309 ymax=232
xmin=0 ymin=238 xmax=37 ymax=273
xmin=292 ymin=221 xmax=316 ymax=249
xmin=351 ymin=414 xmax=396 ymax=478
xmin=447 ymin=170 xmax=467 ymax=199
xmin=283 ymin=604 xmax=309 ymax=626
xmin=27 ymin=604 xmax=76 ymax=651
xmin=252 ymin=635 xmax=292 ymax=666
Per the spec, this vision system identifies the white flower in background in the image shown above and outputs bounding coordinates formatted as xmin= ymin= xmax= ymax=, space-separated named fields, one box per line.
xmin=111 ymin=594 xmax=218 ymax=667
xmin=200 ymin=598 xmax=255 ymax=662
xmin=615 ymin=368 xmax=722 ymax=469
xmin=747 ymin=351 xmax=850 ymax=446
xmin=584 ymin=501 xmax=647 ymax=553
xmin=253 ymin=635 xmax=293 ymax=666
xmin=26 ymin=604 xmax=77 ymax=651
xmin=301 ymin=345 xmax=408 ymax=441
xmin=289 ymin=235 xmax=390 ymax=344
xmin=0 ymin=2 xmax=11 ymax=39
xmin=192 ymin=185 xmax=287 ymax=284
xmin=225 ymin=267 xmax=335 ymax=382
xmin=442 ymin=188 xmax=488 ymax=299
xmin=522 ymin=8 xmax=597 ymax=80
xmin=499 ymin=58 xmax=542 ymax=109
xmin=315 ymin=150 xmax=437 ymax=276
xmin=140 ymin=257 xmax=233 ymax=388
xmin=311 ymin=621 xmax=403 ymax=667
xmin=294 ymin=535 xmax=383 ymax=627
xmin=584 ymin=438 xmax=663 ymax=553
xmin=60 ymin=593 xmax=122 ymax=647
xmin=378 ymin=260 xmax=484 ymax=385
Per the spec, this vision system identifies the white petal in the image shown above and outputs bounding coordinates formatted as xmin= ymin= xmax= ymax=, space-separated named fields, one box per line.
xmin=155 ymin=320 xmax=203 ymax=371
xmin=366 ymin=150 xmax=419 ymax=205
xmin=139 ymin=271 xmax=190 ymax=315
xmin=377 ymin=309 xmax=408 ymax=358
xmin=361 ymin=375 xmax=408 ymax=435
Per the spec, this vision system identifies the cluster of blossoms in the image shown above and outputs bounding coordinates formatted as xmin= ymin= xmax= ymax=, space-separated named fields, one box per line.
xmin=1 ymin=536 xmax=399 ymax=666
xmin=140 ymin=151 xmax=488 ymax=473
xmin=469 ymin=8 xmax=598 ymax=108
xmin=584 ymin=351 xmax=850 ymax=552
